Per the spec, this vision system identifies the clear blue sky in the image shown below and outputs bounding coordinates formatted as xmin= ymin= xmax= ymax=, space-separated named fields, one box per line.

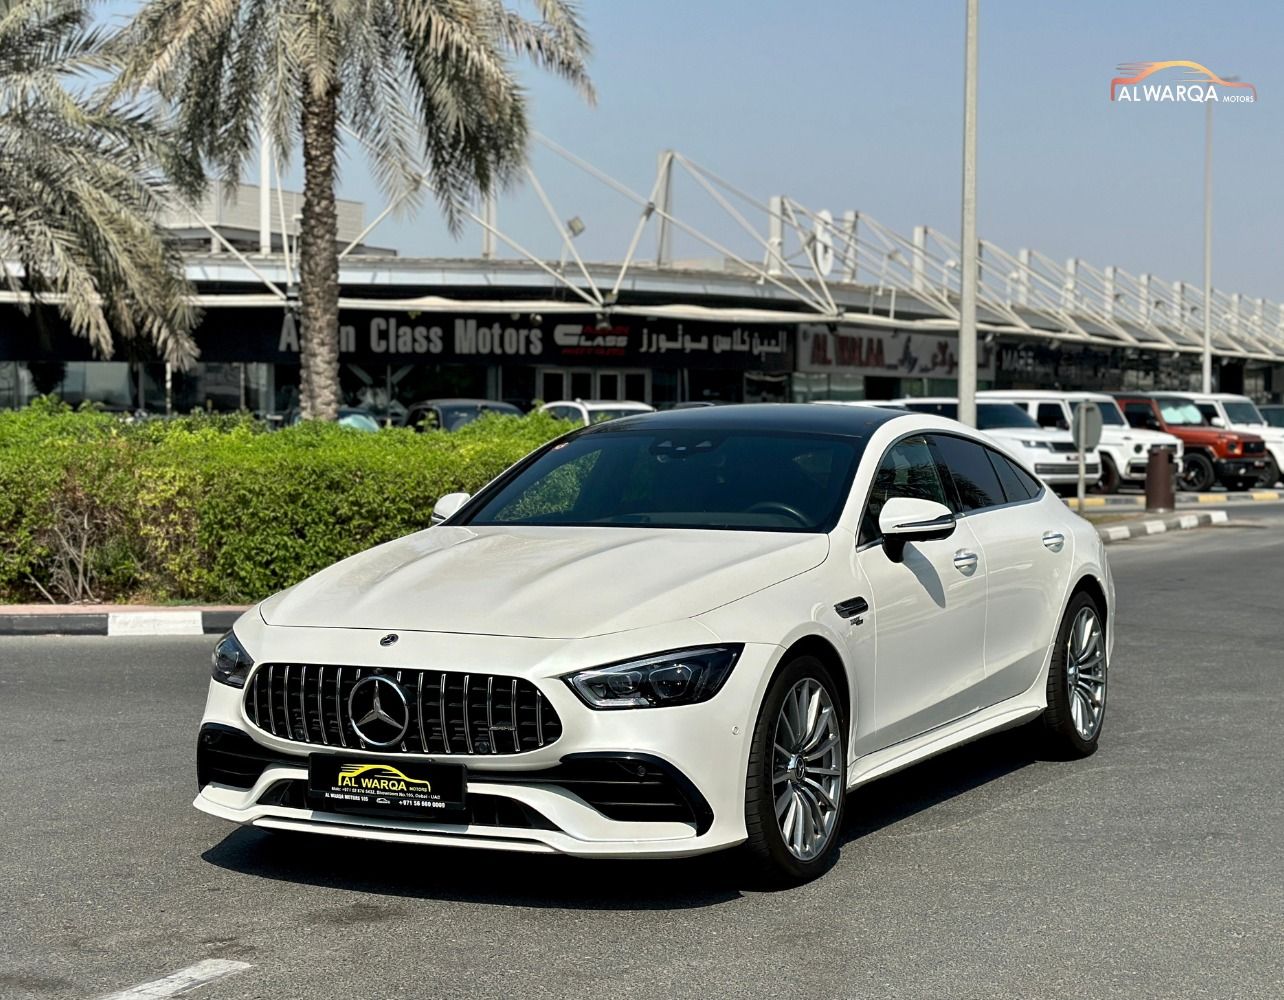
xmin=100 ymin=0 xmax=1284 ymax=299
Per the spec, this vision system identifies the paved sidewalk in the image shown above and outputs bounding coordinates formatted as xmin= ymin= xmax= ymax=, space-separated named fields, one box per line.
xmin=0 ymin=604 xmax=247 ymax=636
xmin=1071 ymin=488 xmax=1281 ymax=509
xmin=1095 ymin=509 xmax=1230 ymax=544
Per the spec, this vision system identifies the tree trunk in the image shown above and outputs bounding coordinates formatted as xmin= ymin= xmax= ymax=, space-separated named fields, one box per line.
xmin=298 ymin=80 xmax=341 ymax=420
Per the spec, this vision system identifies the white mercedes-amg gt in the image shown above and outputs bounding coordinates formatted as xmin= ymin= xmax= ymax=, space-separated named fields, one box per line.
xmin=196 ymin=404 xmax=1114 ymax=883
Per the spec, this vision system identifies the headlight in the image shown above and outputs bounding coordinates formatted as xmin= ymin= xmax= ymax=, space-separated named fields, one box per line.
xmin=566 ymin=646 xmax=743 ymax=709
xmin=211 ymin=631 xmax=254 ymax=688
xmin=1219 ymin=436 xmax=1241 ymax=456
xmin=1018 ymin=439 xmax=1052 ymax=450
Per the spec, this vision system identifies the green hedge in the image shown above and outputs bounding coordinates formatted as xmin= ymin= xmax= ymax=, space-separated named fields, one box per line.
xmin=0 ymin=400 xmax=570 ymax=604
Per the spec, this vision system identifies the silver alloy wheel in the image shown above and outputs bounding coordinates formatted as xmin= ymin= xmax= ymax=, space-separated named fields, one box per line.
xmin=772 ymin=677 xmax=842 ymax=861
xmin=1066 ymin=606 xmax=1106 ymax=740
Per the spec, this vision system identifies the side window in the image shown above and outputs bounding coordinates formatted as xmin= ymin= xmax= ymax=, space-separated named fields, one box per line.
xmin=1036 ymin=402 xmax=1069 ymax=430
xmin=1123 ymin=402 xmax=1153 ymax=429
xmin=859 ymin=436 xmax=948 ymax=544
xmin=930 ymin=434 xmax=1005 ymax=513
xmin=985 ymin=447 xmax=1041 ymax=503
xmin=1196 ymin=403 xmax=1219 ymax=425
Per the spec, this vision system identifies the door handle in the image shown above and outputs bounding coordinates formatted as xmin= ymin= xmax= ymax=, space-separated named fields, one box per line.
xmin=1042 ymin=531 xmax=1066 ymax=552
xmin=834 ymin=596 xmax=870 ymax=620
xmin=953 ymin=550 xmax=979 ymax=573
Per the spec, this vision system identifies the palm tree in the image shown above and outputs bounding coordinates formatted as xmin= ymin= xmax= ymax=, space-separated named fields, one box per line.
xmin=115 ymin=0 xmax=593 ymax=420
xmin=0 ymin=0 xmax=197 ymax=370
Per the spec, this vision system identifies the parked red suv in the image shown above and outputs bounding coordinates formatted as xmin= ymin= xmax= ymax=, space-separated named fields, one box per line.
xmin=1114 ymin=393 xmax=1269 ymax=491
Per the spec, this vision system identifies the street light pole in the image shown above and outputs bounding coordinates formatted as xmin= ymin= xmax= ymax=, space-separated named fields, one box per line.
xmin=958 ymin=0 xmax=980 ymax=427
xmin=1202 ymin=97 xmax=1213 ymax=393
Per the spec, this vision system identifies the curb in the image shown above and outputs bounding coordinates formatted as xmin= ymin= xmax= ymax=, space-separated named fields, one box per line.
xmin=1097 ymin=509 xmax=1230 ymax=544
xmin=1072 ymin=489 xmax=1281 ymax=509
xmin=0 ymin=608 xmax=244 ymax=637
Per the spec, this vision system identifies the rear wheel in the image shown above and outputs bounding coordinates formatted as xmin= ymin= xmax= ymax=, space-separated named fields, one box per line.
xmin=1178 ymin=452 xmax=1215 ymax=492
xmin=1040 ymin=592 xmax=1107 ymax=757
xmin=743 ymin=656 xmax=846 ymax=885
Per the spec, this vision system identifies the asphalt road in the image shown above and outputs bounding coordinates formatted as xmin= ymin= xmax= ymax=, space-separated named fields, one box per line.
xmin=2 ymin=516 xmax=1283 ymax=1000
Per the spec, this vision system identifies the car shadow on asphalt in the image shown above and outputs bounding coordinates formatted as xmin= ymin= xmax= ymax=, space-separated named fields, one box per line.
xmin=201 ymin=727 xmax=1046 ymax=908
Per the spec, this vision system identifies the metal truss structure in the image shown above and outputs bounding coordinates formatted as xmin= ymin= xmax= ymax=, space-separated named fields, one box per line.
xmin=10 ymin=132 xmax=1283 ymax=365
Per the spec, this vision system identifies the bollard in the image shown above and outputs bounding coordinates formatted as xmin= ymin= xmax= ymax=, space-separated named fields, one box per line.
xmin=1145 ymin=447 xmax=1175 ymax=513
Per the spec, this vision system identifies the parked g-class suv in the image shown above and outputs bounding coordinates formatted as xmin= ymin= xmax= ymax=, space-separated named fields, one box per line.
xmin=1113 ymin=393 xmax=1269 ymax=492
xmin=981 ymin=390 xmax=1182 ymax=493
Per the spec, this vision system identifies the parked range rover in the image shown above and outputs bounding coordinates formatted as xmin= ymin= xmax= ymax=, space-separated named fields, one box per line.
xmin=892 ymin=398 xmax=1101 ymax=491
xmin=981 ymin=391 xmax=1182 ymax=493
xmin=1113 ymin=393 xmax=1269 ymax=492
xmin=196 ymin=404 xmax=1113 ymax=883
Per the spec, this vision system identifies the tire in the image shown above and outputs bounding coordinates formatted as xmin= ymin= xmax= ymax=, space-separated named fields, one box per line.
xmin=1178 ymin=452 xmax=1215 ymax=492
xmin=1040 ymin=592 xmax=1107 ymax=758
xmin=743 ymin=655 xmax=847 ymax=885
xmin=1255 ymin=457 xmax=1280 ymax=488
xmin=1091 ymin=454 xmax=1121 ymax=494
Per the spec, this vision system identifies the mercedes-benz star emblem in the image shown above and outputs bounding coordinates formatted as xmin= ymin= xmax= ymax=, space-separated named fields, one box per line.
xmin=347 ymin=675 xmax=410 ymax=747
xmin=379 ymin=633 xmax=399 ymax=646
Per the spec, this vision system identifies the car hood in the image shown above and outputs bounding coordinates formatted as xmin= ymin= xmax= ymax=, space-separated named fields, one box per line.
xmin=1227 ymin=423 xmax=1284 ymax=444
xmin=259 ymin=526 xmax=829 ymax=639
xmin=982 ymin=426 xmax=1070 ymax=444
xmin=1104 ymin=427 xmax=1182 ymax=448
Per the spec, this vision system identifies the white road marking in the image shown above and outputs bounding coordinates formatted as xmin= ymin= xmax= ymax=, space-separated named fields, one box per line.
xmin=95 ymin=959 xmax=252 ymax=999
xmin=1104 ymin=526 xmax=1132 ymax=541
xmin=107 ymin=611 xmax=203 ymax=636
xmin=1208 ymin=509 xmax=1230 ymax=524
xmin=1177 ymin=514 xmax=1199 ymax=529
xmin=1143 ymin=520 xmax=1167 ymax=535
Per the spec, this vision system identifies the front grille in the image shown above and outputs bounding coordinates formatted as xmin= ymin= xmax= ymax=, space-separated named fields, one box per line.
xmin=1036 ymin=463 xmax=1100 ymax=476
xmin=1244 ymin=441 xmax=1266 ymax=455
xmin=244 ymin=664 xmax=562 ymax=755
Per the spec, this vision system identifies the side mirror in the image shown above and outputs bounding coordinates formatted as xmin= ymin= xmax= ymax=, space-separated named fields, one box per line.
xmin=878 ymin=497 xmax=956 ymax=563
xmin=1209 ymin=416 xmax=1225 ymax=428
xmin=431 ymin=492 xmax=470 ymax=525
xmin=1145 ymin=416 xmax=1162 ymax=432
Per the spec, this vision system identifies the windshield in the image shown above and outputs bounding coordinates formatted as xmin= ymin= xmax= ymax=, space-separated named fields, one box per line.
xmin=338 ymin=411 xmax=380 ymax=432
xmin=1263 ymin=408 xmax=1284 ymax=428
xmin=588 ymin=407 xmax=647 ymax=424
xmin=1156 ymin=399 xmax=1207 ymax=426
xmin=1222 ymin=400 xmax=1264 ymax=425
xmin=463 ymin=429 xmax=864 ymax=532
xmin=900 ymin=401 xmax=1039 ymax=430
xmin=1093 ymin=401 xmax=1126 ymax=426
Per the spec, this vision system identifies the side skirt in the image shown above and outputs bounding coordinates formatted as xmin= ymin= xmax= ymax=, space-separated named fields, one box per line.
xmin=846 ymin=691 xmax=1045 ymax=792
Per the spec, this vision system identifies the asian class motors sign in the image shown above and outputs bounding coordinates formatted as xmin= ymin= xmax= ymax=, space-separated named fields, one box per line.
xmin=796 ymin=324 xmax=995 ymax=380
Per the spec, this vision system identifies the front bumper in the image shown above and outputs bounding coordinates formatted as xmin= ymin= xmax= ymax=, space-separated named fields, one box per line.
xmin=1214 ymin=456 xmax=1268 ymax=482
xmin=1035 ymin=461 xmax=1100 ymax=484
xmin=194 ymin=624 xmax=780 ymax=858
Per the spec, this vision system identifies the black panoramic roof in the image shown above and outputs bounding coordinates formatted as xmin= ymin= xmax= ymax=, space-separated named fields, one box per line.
xmin=408 ymin=397 xmax=520 ymax=408
xmin=579 ymin=403 xmax=906 ymax=438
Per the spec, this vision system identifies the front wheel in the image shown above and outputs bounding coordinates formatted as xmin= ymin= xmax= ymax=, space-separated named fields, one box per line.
xmin=743 ymin=656 xmax=847 ymax=884
xmin=1040 ymin=592 xmax=1107 ymax=757
xmin=1092 ymin=455 xmax=1121 ymax=494
xmin=1178 ymin=453 xmax=1215 ymax=492
xmin=1255 ymin=457 xmax=1280 ymax=488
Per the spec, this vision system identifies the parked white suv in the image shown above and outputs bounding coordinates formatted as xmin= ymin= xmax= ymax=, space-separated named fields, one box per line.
xmin=981 ymin=390 xmax=1183 ymax=493
xmin=1168 ymin=392 xmax=1283 ymax=486
xmin=892 ymin=397 xmax=1101 ymax=490
xmin=539 ymin=400 xmax=655 ymax=425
